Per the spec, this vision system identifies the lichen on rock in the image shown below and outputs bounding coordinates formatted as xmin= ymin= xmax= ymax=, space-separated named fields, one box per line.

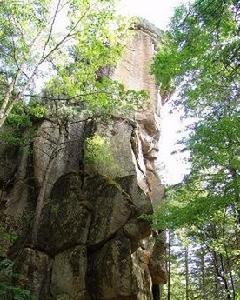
xmin=0 ymin=19 xmax=167 ymax=300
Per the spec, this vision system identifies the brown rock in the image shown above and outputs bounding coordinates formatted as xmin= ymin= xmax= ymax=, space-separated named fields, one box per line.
xmin=149 ymin=233 xmax=168 ymax=284
xmin=33 ymin=173 xmax=92 ymax=255
xmin=14 ymin=248 xmax=52 ymax=299
xmin=0 ymin=20 xmax=168 ymax=300
xmin=51 ymin=245 xmax=90 ymax=300
xmin=124 ymin=219 xmax=151 ymax=252
xmin=87 ymin=235 xmax=138 ymax=300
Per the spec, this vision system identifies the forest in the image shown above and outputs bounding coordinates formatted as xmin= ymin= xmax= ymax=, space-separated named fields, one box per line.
xmin=0 ymin=0 xmax=239 ymax=299
xmin=152 ymin=0 xmax=240 ymax=298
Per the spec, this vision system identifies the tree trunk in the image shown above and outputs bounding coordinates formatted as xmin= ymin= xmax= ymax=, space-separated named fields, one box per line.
xmin=152 ymin=284 xmax=160 ymax=300
xmin=212 ymin=250 xmax=231 ymax=299
xmin=167 ymin=230 xmax=171 ymax=300
xmin=185 ymin=246 xmax=189 ymax=300
xmin=200 ymin=248 xmax=206 ymax=299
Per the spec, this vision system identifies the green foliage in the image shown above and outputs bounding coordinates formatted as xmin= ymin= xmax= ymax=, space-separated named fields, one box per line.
xmin=0 ymin=0 xmax=147 ymax=127
xmin=85 ymin=134 xmax=119 ymax=176
xmin=0 ymin=225 xmax=17 ymax=257
xmin=0 ymin=259 xmax=31 ymax=300
xmin=152 ymin=1 xmax=240 ymax=297
xmin=6 ymin=101 xmax=47 ymax=127
xmin=0 ymin=226 xmax=31 ymax=299
xmin=0 ymin=0 xmax=51 ymax=73
xmin=44 ymin=10 xmax=148 ymax=120
xmin=152 ymin=0 xmax=239 ymax=114
xmin=152 ymin=0 xmax=240 ymax=229
xmin=0 ymin=101 xmax=47 ymax=146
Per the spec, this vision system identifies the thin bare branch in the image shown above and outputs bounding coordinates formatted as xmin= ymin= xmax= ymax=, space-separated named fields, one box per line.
xmin=22 ymin=4 xmax=90 ymax=94
xmin=43 ymin=0 xmax=62 ymax=55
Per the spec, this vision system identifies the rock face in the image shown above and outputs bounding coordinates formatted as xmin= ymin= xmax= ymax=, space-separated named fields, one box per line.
xmin=0 ymin=21 xmax=167 ymax=300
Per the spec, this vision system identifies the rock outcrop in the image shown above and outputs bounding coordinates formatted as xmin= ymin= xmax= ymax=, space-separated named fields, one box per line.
xmin=0 ymin=20 xmax=166 ymax=300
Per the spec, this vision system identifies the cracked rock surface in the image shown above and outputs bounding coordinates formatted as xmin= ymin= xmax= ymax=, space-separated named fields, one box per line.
xmin=0 ymin=21 xmax=167 ymax=300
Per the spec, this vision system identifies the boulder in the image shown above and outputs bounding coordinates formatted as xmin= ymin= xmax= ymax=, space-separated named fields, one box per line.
xmin=33 ymin=173 xmax=92 ymax=255
xmin=14 ymin=248 xmax=52 ymax=299
xmin=51 ymin=245 xmax=89 ymax=300
xmin=87 ymin=235 xmax=138 ymax=300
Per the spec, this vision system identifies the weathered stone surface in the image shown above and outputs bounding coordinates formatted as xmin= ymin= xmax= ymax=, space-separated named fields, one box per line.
xmin=0 ymin=20 xmax=167 ymax=300
xmin=0 ymin=127 xmax=19 ymax=187
xmin=117 ymin=176 xmax=153 ymax=215
xmin=34 ymin=173 xmax=92 ymax=255
xmin=86 ymin=182 xmax=131 ymax=246
xmin=51 ymin=245 xmax=89 ymax=300
xmin=132 ymin=248 xmax=153 ymax=300
xmin=1 ymin=143 xmax=36 ymax=257
xmin=124 ymin=219 xmax=151 ymax=252
xmin=113 ymin=23 xmax=164 ymax=209
xmin=33 ymin=120 xmax=85 ymax=195
xmin=14 ymin=248 xmax=52 ymax=299
xmin=87 ymin=235 xmax=138 ymax=300
xmin=133 ymin=18 xmax=162 ymax=47
xmin=113 ymin=30 xmax=158 ymax=108
xmin=84 ymin=172 xmax=153 ymax=248
xmin=85 ymin=120 xmax=136 ymax=178
xmin=5 ymin=146 xmax=31 ymax=219
xmin=149 ymin=232 xmax=168 ymax=284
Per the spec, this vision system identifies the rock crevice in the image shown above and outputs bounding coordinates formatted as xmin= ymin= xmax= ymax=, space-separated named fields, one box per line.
xmin=0 ymin=21 xmax=167 ymax=300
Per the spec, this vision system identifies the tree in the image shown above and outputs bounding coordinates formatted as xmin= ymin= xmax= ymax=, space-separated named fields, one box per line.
xmin=151 ymin=0 xmax=240 ymax=244
xmin=0 ymin=0 xmax=146 ymax=128
xmin=151 ymin=0 xmax=240 ymax=298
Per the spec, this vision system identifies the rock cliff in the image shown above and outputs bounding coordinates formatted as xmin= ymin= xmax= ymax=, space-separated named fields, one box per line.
xmin=0 ymin=20 xmax=166 ymax=300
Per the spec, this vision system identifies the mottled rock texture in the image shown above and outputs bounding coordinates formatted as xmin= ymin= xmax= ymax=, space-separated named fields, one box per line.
xmin=0 ymin=20 xmax=166 ymax=300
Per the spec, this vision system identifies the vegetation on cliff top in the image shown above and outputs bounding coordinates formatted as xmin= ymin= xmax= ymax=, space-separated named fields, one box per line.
xmin=0 ymin=1 xmax=147 ymax=299
xmin=0 ymin=0 xmax=147 ymax=131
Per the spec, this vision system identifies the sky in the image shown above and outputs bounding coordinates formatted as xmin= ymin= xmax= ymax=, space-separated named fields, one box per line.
xmin=118 ymin=0 xmax=191 ymax=30
xmin=118 ymin=0 xmax=191 ymax=184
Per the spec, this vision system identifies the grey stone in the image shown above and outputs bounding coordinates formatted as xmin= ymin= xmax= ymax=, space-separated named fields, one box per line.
xmin=51 ymin=245 xmax=90 ymax=300
xmin=87 ymin=235 xmax=138 ymax=300
xmin=34 ymin=173 xmax=92 ymax=255
xmin=0 ymin=21 xmax=168 ymax=300
xmin=14 ymin=248 xmax=52 ymax=299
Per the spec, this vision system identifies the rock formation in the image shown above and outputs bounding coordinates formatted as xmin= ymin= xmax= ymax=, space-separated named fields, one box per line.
xmin=0 ymin=20 xmax=167 ymax=300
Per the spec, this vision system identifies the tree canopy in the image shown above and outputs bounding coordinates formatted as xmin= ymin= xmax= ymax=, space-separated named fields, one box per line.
xmin=0 ymin=0 xmax=146 ymax=129
xmin=152 ymin=0 xmax=239 ymax=298
xmin=152 ymin=0 xmax=239 ymax=233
